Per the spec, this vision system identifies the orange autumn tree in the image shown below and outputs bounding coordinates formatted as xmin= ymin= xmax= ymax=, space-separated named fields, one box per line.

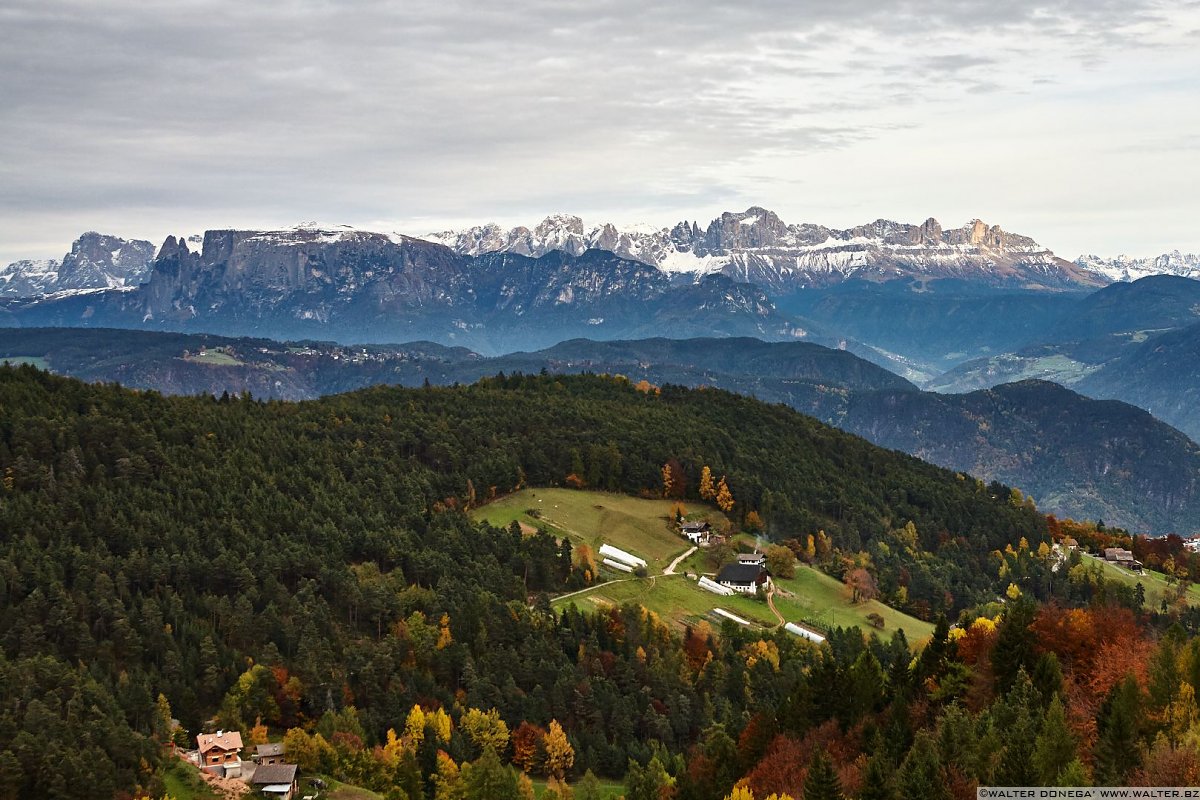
xmin=716 ymin=477 xmax=735 ymax=512
xmin=511 ymin=721 xmax=545 ymax=774
xmin=699 ymin=466 xmax=716 ymax=500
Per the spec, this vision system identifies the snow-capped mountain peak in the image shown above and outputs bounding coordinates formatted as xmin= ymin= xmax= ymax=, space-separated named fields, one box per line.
xmin=1075 ymin=251 xmax=1200 ymax=283
xmin=1 ymin=232 xmax=156 ymax=298
xmin=427 ymin=208 xmax=1103 ymax=291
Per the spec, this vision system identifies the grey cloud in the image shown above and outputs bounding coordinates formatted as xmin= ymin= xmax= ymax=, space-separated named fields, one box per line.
xmin=0 ymin=0 xmax=1196 ymax=262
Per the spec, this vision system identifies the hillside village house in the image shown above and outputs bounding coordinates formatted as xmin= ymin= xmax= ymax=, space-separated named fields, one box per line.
xmin=1103 ymin=547 xmax=1143 ymax=571
xmin=717 ymin=562 xmax=772 ymax=594
xmin=737 ymin=551 xmax=766 ymax=567
xmin=680 ymin=521 xmax=712 ymax=545
xmin=251 ymin=763 xmax=299 ymax=800
xmin=255 ymin=742 xmax=286 ymax=765
xmin=196 ymin=730 xmax=243 ymax=776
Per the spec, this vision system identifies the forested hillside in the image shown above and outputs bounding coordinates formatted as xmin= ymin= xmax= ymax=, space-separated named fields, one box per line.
xmin=2 ymin=367 xmax=1194 ymax=799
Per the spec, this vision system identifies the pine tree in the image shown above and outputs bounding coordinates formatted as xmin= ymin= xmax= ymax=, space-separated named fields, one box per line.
xmin=1032 ymin=695 xmax=1077 ymax=785
xmin=1031 ymin=652 xmax=1064 ymax=707
xmin=859 ymin=752 xmax=897 ymax=800
xmin=897 ymin=732 xmax=949 ymax=800
xmin=699 ymin=466 xmax=716 ymax=500
xmin=992 ymin=598 xmax=1037 ymax=695
xmin=803 ymin=749 xmax=844 ymax=800
xmin=1094 ymin=676 xmax=1144 ymax=785
xmin=1054 ymin=759 xmax=1090 ymax=787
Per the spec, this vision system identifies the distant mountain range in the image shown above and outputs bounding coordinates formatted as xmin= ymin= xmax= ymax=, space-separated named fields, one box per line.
xmin=5 ymin=326 xmax=1200 ymax=534
xmin=2 ymin=227 xmax=805 ymax=353
xmin=928 ymin=275 xmax=1200 ymax=440
xmin=4 ymin=211 xmax=1200 ymax=463
xmin=431 ymin=207 xmax=1106 ymax=292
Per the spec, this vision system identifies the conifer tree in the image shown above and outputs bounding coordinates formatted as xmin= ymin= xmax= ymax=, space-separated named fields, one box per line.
xmin=803 ymin=749 xmax=844 ymax=800
xmin=993 ymin=597 xmax=1037 ymax=694
xmin=699 ymin=465 xmax=716 ymax=500
xmin=897 ymin=732 xmax=949 ymax=800
xmin=1033 ymin=695 xmax=1077 ymax=785
xmin=1054 ymin=759 xmax=1090 ymax=787
xmin=858 ymin=752 xmax=897 ymax=800
xmin=1094 ymin=676 xmax=1144 ymax=785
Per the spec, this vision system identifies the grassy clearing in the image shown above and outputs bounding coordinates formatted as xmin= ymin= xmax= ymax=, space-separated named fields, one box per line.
xmin=188 ymin=350 xmax=244 ymax=366
xmin=0 ymin=355 xmax=49 ymax=370
xmin=158 ymin=759 xmax=220 ymax=800
xmin=531 ymin=776 xmax=625 ymax=799
xmin=316 ymin=774 xmax=385 ymax=800
xmin=772 ymin=566 xmax=934 ymax=642
xmin=499 ymin=490 xmax=930 ymax=641
xmin=473 ymin=489 xmax=697 ymax=573
xmin=1079 ymin=553 xmax=1200 ymax=609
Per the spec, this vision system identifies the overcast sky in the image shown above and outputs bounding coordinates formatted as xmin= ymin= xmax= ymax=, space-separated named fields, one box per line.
xmin=2 ymin=0 xmax=1198 ymax=265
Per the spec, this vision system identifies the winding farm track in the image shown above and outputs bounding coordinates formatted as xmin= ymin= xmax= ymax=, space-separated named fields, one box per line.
xmin=663 ymin=546 xmax=697 ymax=576
xmin=766 ymin=590 xmax=785 ymax=627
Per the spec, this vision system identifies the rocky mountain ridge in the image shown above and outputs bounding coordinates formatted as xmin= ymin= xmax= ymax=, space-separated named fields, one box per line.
xmin=0 ymin=232 xmax=155 ymax=297
xmin=3 ymin=225 xmax=801 ymax=354
xmin=430 ymin=207 xmax=1109 ymax=292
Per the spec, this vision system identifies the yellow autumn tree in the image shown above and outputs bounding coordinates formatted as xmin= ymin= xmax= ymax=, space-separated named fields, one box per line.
xmin=460 ymin=707 xmax=510 ymax=755
xmin=573 ymin=544 xmax=597 ymax=583
xmin=699 ymin=466 xmax=716 ymax=500
xmin=404 ymin=705 xmax=427 ymax=749
xmin=725 ymin=787 xmax=755 ymax=800
xmin=715 ymin=477 xmax=735 ymax=512
xmin=428 ymin=707 xmax=453 ymax=745
xmin=437 ymin=614 xmax=454 ymax=650
xmin=1168 ymin=682 xmax=1199 ymax=744
xmin=382 ymin=728 xmax=406 ymax=765
xmin=433 ymin=751 xmax=465 ymax=800
xmin=543 ymin=719 xmax=575 ymax=780
xmin=662 ymin=463 xmax=675 ymax=498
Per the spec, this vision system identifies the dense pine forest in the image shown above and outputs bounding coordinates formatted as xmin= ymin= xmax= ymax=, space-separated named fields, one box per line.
xmin=1 ymin=366 xmax=1198 ymax=799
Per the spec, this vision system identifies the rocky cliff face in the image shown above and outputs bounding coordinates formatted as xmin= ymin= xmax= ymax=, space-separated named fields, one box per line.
xmin=431 ymin=207 xmax=1109 ymax=292
xmin=0 ymin=232 xmax=154 ymax=298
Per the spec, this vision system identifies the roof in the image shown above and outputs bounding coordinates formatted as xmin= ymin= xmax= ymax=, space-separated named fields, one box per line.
xmin=252 ymin=763 xmax=298 ymax=785
xmin=681 ymin=521 xmax=711 ymax=532
xmin=257 ymin=743 xmax=285 ymax=757
xmin=717 ymin=563 xmax=768 ymax=584
xmin=737 ymin=552 xmax=765 ymax=563
xmin=197 ymin=731 xmax=243 ymax=754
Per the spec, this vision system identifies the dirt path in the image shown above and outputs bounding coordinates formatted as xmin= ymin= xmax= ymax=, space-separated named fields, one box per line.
xmin=663 ymin=546 xmax=696 ymax=575
xmin=766 ymin=589 xmax=785 ymax=627
xmin=554 ymin=579 xmax=629 ymax=603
